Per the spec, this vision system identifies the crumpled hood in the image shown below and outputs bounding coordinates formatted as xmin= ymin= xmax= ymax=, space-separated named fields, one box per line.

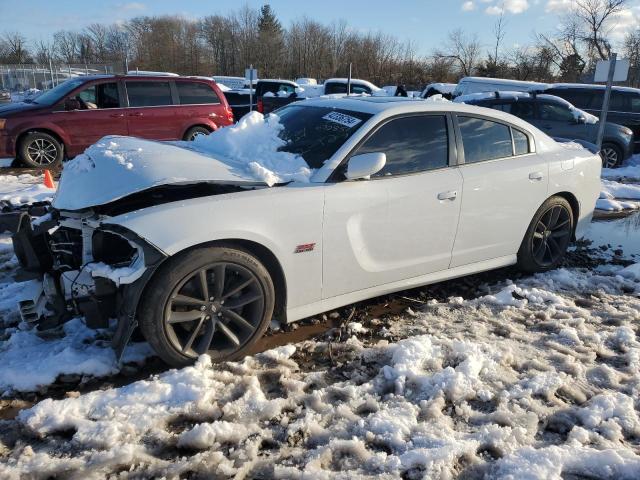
xmin=53 ymin=136 xmax=266 ymax=211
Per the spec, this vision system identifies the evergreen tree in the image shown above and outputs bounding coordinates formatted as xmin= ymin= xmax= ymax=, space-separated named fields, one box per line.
xmin=257 ymin=4 xmax=284 ymax=77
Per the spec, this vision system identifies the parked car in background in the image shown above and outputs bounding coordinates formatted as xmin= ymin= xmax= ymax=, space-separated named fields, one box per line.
xmin=421 ymin=83 xmax=456 ymax=99
xmin=16 ymin=97 xmax=601 ymax=366
xmin=453 ymin=77 xmax=546 ymax=97
xmin=0 ymin=89 xmax=10 ymax=103
xmin=544 ymin=84 xmax=640 ymax=153
xmin=456 ymin=91 xmax=633 ymax=167
xmin=224 ymin=79 xmax=299 ymax=121
xmin=0 ymin=75 xmax=233 ymax=168
xmin=260 ymin=78 xmax=383 ymax=114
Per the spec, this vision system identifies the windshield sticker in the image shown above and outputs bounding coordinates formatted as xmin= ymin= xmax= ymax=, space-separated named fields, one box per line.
xmin=322 ymin=112 xmax=362 ymax=128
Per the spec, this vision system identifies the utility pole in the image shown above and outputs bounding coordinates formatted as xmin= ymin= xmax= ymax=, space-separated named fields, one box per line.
xmin=596 ymin=53 xmax=617 ymax=150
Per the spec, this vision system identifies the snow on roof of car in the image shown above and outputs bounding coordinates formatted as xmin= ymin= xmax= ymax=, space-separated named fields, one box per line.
xmin=548 ymin=83 xmax=640 ymax=94
xmin=459 ymin=76 xmax=548 ymax=88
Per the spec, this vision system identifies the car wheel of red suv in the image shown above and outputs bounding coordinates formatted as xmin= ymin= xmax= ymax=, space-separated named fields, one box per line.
xmin=19 ymin=132 xmax=64 ymax=169
xmin=184 ymin=126 xmax=211 ymax=141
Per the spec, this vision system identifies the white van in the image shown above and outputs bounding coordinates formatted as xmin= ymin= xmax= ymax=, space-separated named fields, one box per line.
xmin=453 ymin=77 xmax=548 ymax=97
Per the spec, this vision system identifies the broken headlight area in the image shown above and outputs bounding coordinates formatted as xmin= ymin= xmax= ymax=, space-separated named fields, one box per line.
xmin=11 ymin=209 xmax=164 ymax=335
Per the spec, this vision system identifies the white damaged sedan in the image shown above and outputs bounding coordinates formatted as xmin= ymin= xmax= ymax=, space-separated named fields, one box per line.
xmin=12 ymin=97 xmax=601 ymax=366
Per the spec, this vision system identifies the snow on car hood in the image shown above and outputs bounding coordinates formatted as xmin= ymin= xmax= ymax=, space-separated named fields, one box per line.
xmin=53 ymin=112 xmax=313 ymax=211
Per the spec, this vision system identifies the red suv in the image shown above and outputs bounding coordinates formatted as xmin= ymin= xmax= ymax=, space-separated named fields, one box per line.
xmin=0 ymin=75 xmax=234 ymax=168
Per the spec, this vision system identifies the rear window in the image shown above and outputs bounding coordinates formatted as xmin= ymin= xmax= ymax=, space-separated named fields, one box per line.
xmin=458 ymin=116 xmax=513 ymax=163
xmin=126 ymin=81 xmax=172 ymax=107
xmin=176 ymin=82 xmax=220 ymax=104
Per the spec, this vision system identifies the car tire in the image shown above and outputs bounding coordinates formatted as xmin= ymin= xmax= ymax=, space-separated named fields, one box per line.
xmin=139 ymin=245 xmax=275 ymax=367
xmin=19 ymin=132 xmax=64 ymax=168
xmin=600 ymin=143 xmax=623 ymax=168
xmin=184 ymin=126 xmax=211 ymax=141
xmin=517 ymin=196 xmax=574 ymax=273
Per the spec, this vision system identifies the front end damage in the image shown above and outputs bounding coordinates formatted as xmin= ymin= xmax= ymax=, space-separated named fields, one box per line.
xmin=11 ymin=206 xmax=166 ymax=360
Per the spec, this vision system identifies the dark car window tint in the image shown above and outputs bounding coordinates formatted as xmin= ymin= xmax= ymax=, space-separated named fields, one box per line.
xmin=509 ymin=101 xmax=535 ymax=119
xmin=513 ymin=128 xmax=529 ymax=155
xmin=630 ymin=95 xmax=640 ymax=113
xmin=324 ymin=83 xmax=347 ymax=95
xmin=126 ymin=81 xmax=172 ymax=107
xmin=459 ymin=116 xmax=513 ymax=163
xmin=586 ymin=92 xmax=604 ymax=109
xmin=539 ymin=103 xmax=575 ymax=122
xmin=176 ymin=82 xmax=219 ymax=104
xmin=610 ymin=92 xmax=629 ymax=112
xmin=351 ymin=85 xmax=371 ymax=94
xmin=356 ymin=115 xmax=448 ymax=177
xmin=76 ymin=82 xmax=120 ymax=109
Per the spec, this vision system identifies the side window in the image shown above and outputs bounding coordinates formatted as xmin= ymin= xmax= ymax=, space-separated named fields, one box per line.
xmin=508 ymin=101 xmax=535 ymax=119
xmin=278 ymin=84 xmax=296 ymax=95
xmin=355 ymin=115 xmax=449 ymax=177
xmin=539 ymin=103 xmax=575 ymax=122
xmin=176 ymin=82 xmax=219 ymax=104
xmin=126 ymin=81 xmax=172 ymax=107
xmin=75 ymin=82 xmax=120 ymax=109
xmin=458 ymin=116 xmax=513 ymax=163
xmin=512 ymin=128 xmax=530 ymax=155
xmin=350 ymin=85 xmax=370 ymax=94
xmin=629 ymin=94 xmax=640 ymax=113
xmin=325 ymin=83 xmax=347 ymax=95
xmin=585 ymin=91 xmax=604 ymax=110
xmin=609 ymin=92 xmax=628 ymax=112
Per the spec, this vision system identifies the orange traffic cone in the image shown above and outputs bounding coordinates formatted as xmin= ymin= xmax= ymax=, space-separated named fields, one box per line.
xmin=43 ymin=170 xmax=55 ymax=189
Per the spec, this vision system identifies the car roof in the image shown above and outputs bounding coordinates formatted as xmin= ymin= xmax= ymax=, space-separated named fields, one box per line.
xmin=547 ymin=83 xmax=640 ymax=94
xmin=77 ymin=74 xmax=215 ymax=82
xmin=325 ymin=78 xmax=381 ymax=90
xmin=295 ymin=96 xmax=537 ymax=126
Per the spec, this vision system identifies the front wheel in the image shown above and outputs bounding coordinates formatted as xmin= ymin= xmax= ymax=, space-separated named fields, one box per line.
xmin=600 ymin=143 xmax=623 ymax=168
xmin=139 ymin=246 xmax=275 ymax=367
xmin=19 ymin=132 xmax=64 ymax=168
xmin=518 ymin=196 xmax=574 ymax=273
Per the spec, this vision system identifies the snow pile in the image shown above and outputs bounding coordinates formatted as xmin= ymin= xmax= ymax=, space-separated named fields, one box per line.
xmin=0 ymin=174 xmax=54 ymax=209
xmin=603 ymin=154 xmax=640 ymax=181
xmin=188 ymin=111 xmax=313 ymax=186
xmin=597 ymin=179 xmax=640 ymax=211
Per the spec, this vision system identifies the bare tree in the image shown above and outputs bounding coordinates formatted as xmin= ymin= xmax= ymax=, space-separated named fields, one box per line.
xmin=574 ymin=0 xmax=627 ymax=61
xmin=436 ymin=29 xmax=482 ymax=77
xmin=2 ymin=32 xmax=30 ymax=63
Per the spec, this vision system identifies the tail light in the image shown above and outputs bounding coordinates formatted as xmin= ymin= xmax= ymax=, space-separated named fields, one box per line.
xmin=257 ymin=98 xmax=263 ymax=113
xmin=224 ymin=106 xmax=234 ymax=123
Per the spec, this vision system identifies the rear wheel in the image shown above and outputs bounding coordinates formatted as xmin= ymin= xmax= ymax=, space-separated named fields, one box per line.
xmin=184 ymin=126 xmax=210 ymax=141
xmin=19 ymin=132 xmax=64 ymax=168
xmin=518 ymin=196 xmax=574 ymax=273
xmin=139 ymin=246 xmax=275 ymax=367
xmin=600 ymin=143 xmax=623 ymax=168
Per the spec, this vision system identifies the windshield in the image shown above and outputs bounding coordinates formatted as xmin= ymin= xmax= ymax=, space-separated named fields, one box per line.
xmin=31 ymin=78 xmax=86 ymax=105
xmin=275 ymin=105 xmax=372 ymax=169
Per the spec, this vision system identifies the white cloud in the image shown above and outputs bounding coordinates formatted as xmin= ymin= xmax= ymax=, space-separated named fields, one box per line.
xmin=462 ymin=1 xmax=476 ymax=11
xmin=117 ymin=2 xmax=147 ymax=12
xmin=485 ymin=0 xmax=530 ymax=15
xmin=545 ymin=0 xmax=573 ymax=12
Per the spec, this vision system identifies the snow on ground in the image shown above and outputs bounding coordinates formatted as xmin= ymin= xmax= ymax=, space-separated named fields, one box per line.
xmin=0 ymin=174 xmax=54 ymax=206
xmin=603 ymin=155 xmax=640 ymax=182
xmin=597 ymin=156 xmax=640 ymax=212
xmin=1 ymin=231 xmax=639 ymax=478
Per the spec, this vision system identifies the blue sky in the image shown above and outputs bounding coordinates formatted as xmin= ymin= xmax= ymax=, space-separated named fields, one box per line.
xmin=2 ymin=0 xmax=640 ymax=55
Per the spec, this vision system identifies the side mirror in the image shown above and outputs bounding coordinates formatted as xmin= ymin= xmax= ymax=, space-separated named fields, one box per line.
xmin=65 ymin=98 xmax=81 ymax=111
xmin=346 ymin=152 xmax=386 ymax=180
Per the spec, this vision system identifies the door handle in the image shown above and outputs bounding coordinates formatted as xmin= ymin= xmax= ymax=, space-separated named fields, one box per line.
xmin=109 ymin=113 xmax=125 ymax=118
xmin=529 ymin=171 xmax=544 ymax=181
xmin=128 ymin=112 xmax=143 ymax=117
xmin=437 ymin=190 xmax=458 ymax=201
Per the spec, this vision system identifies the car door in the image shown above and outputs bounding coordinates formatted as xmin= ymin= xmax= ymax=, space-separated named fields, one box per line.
xmin=322 ymin=114 xmax=463 ymax=299
xmin=124 ymin=79 xmax=180 ymax=140
xmin=451 ymin=115 xmax=549 ymax=267
xmin=54 ymin=80 xmax=127 ymax=155
xmin=174 ymin=80 xmax=225 ymax=134
xmin=535 ymin=100 xmax=590 ymax=141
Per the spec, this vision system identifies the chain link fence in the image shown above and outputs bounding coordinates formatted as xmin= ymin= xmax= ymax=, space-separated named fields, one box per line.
xmin=0 ymin=64 xmax=119 ymax=92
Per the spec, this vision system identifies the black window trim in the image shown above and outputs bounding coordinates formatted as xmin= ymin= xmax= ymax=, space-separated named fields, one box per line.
xmin=328 ymin=111 xmax=457 ymax=183
xmin=52 ymin=79 xmax=126 ymax=112
xmin=452 ymin=113 xmax=535 ymax=165
xmin=173 ymin=79 xmax=221 ymax=106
